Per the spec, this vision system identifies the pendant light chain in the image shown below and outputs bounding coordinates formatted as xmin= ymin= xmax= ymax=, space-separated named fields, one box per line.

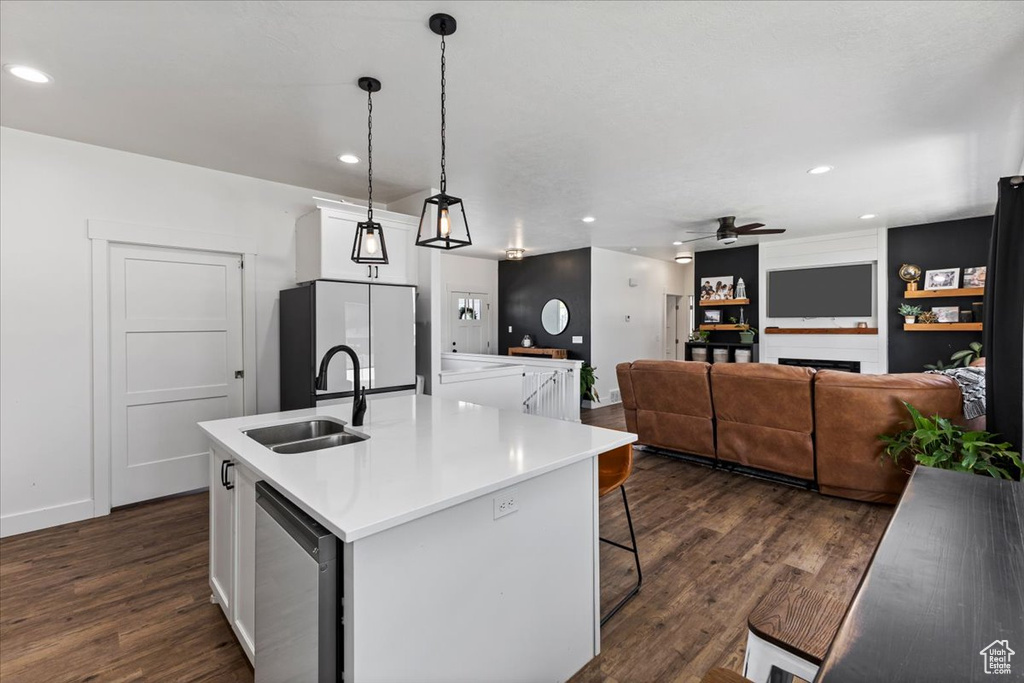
xmin=366 ymin=86 xmax=374 ymax=221
xmin=439 ymin=30 xmax=447 ymax=194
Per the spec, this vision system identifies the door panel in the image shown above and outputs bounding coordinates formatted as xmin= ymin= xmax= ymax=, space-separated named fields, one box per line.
xmin=449 ymin=291 xmax=490 ymax=354
xmin=369 ymin=285 xmax=416 ymax=389
xmin=314 ymin=280 xmax=370 ymax=396
xmin=110 ymin=244 xmax=244 ymax=506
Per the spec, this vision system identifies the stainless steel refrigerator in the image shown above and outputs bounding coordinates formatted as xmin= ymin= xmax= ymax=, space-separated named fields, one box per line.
xmin=280 ymin=280 xmax=416 ymax=410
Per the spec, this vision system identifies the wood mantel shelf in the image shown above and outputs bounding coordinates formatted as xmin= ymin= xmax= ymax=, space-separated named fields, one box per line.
xmin=904 ymin=287 xmax=984 ymax=299
xmin=507 ymin=347 xmax=568 ymax=360
xmin=699 ymin=324 xmax=749 ymax=331
xmin=699 ymin=298 xmax=749 ymax=307
xmin=764 ymin=327 xmax=879 ymax=335
xmin=903 ymin=322 xmax=983 ymax=332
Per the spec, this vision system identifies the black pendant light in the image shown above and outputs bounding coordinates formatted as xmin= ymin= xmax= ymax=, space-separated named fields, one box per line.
xmin=352 ymin=76 xmax=389 ymax=264
xmin=416 ymin=13 xmax=472 ymax=250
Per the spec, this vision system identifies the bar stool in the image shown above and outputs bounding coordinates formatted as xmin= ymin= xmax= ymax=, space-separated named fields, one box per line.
xmin=599 ymin=444 xmax=642 ymax=625
xmin=743 ymin=582 xmax=846 ymax=683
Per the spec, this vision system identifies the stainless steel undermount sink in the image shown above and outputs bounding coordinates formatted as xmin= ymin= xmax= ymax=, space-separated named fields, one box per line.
xmin=244 ymin=419 xmax=368 ymax=453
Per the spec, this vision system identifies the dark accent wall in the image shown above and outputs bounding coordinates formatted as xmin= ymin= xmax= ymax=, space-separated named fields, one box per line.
xmin=693 ymin=245 xmax=759 ymax=343
xmin=498 ymin=248 xmax=591 ymax=362
xmin=887 ymin=216 xmax=991 ymax=373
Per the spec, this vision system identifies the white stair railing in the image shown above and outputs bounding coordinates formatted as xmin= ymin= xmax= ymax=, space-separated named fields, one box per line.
xmin=522 ymin=368 xmax=576 ymax=421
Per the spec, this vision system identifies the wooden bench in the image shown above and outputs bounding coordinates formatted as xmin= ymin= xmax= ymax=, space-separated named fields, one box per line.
xmin=743 ymin=582 xmax=846 ymax=682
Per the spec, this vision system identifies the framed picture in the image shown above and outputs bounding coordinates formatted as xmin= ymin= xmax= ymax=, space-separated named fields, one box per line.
xmin=699 ymin=276 xmax=735 ymax=301
xmin=932 ymin=306 xmax=959 ymax=323
xmin=923 ymin=267 xmax=960 ymax=290
xmin=703 ymin=309 xmax=723 ymax=324
xmin=963 ymin=266 xmax=986 ymax=289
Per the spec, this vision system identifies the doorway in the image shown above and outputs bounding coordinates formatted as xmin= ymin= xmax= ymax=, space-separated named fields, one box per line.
xmin=664 ymin=294 xmax=687 ymax=360
xmin=108 ymin=244 xmax=245 ymax=506
xmin=448 ymin=290 xmax=491 ymax=354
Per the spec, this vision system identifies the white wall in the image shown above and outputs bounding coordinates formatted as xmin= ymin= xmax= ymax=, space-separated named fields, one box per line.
xmin=758 ymin=228 xmax=888 ymax=373
xmin=0 ymin=127 xmax=355 ymax=536
xmin=590 ymin=248 xmax=693 ymax=403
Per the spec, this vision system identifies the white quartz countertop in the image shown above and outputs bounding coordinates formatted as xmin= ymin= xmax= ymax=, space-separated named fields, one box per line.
xmin=199 ymin=395 xmax=636 ymax=542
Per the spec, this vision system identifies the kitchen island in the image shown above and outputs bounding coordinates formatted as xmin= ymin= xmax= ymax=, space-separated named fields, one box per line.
xmin=199 ymin=394 xmax=635 ymax=682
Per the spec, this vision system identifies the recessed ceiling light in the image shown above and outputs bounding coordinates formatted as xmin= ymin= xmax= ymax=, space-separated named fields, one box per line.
xmin=506 ymin=248 xmax=524 ymax=261
xmin=675 ymin=253 xmax=693 ymax=264
xmin=581 ymin=216 xmax=596 ymax=223
xmin=859 ymin=213 xmax=876 ymax=220
xmin=629 ymin=247 xmax=638 ymax=252
xmin=807 ymin=165 xmax=833 ymax=175
xmin=338 ymin=154 xmax=360 ymax=164
xmin=672 ymin=240 xmax=683 ymax=246
xmin=4 ymin=64 xmax=52 ymax=84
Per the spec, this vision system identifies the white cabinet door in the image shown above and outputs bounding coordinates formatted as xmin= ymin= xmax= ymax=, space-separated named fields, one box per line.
xmin=233 ymin=462 xmax=258 ymax=663
xmin=320 ymin=213 xmax=376 ymax=282
xmin=209 ymin=446 xmax=234 ymax=617
xmin=373 ymin=222 xmax=411 ymax=285
xmin=369 ymin=285 xmax=417 ymax=390
xmin=314 ymin=281 xmax=371 ymax=396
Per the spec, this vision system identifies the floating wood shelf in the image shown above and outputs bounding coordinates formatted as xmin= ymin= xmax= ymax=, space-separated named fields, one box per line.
xmin=904 ymin=288 xmax=984 ymax=299
xmin=699 ymin=298 xmax=749 ymax=307
xmin=903 ymin=323 xmax=983 ymax=332
xmin=507 ymin=346 xmax=569 ymax=359
xmin=764 ymin=327 xmax=879 ymax=335
xmin=699 ymin=324 xmax=749 ymax=331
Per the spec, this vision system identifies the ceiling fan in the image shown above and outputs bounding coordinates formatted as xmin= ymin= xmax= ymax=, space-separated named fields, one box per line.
xmin=679 ymin=216 xmax=786 ymax=245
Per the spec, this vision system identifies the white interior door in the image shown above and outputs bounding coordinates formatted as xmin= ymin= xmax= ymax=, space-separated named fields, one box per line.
xmin=449 ymin=291 xmax=490 ymax=354
xmin=110 ymin=244 xmax=244 ymax=506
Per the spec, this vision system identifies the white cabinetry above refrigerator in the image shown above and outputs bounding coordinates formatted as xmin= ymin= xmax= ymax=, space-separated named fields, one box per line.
xmin=295 ymin=198 xmax=417 ymax=285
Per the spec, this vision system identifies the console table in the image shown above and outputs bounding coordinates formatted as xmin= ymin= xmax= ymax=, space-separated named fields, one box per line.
xmin=508 ymin=347 xmax=569 ymax=360
xmin=817 ymin=467 xmax=1024 ymax=681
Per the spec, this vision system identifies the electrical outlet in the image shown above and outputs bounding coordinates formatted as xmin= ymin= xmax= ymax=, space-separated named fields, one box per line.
xmin=508 ymin=325 xmax=513 ymax=333
xmin=493 ymin=488 xmax=519 ymax=520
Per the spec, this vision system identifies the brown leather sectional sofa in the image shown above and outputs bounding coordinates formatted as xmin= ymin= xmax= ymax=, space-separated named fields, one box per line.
xmin=616 ymin=360 xmax=967 ymax=504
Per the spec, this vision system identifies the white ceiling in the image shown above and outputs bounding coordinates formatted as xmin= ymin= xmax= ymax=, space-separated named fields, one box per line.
xmin=2 ymin=1 xmax=1023 ymax=261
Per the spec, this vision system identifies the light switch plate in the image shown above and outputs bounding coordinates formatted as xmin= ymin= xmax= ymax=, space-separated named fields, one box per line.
xmin=508 ymin=326 xmax=513 ymax=333
xmin=572 ymin=335 xmax=583 ymax=344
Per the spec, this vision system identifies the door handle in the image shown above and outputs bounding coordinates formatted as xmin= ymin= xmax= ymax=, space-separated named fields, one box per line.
xmin=374 ymin=266 xmax=379 ymax=279
xmin=222 ymin=461 xmax=235 ymax=490
xmin=367 ymin=265 xmax=372 ymax=279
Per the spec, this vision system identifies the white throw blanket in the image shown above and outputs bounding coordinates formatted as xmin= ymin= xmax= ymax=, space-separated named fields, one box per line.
xmin=927 ymin=366 xmax=986 ymax=420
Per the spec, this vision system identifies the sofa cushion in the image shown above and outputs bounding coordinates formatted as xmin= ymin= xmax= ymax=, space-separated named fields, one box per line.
xmin=712 ymin=363 xmax=816 ymax=479
xmin=814 ymin=370 xmax=963 ymax=503
xmin=616 ymin=362 xmax=638 ymax=434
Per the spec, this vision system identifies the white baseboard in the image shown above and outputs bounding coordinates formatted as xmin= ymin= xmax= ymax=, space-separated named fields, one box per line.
xmin=0 ymin=499 xmax=95 ymax=538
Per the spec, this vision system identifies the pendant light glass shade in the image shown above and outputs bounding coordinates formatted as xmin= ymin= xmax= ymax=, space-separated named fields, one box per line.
xmin=352 ymin=76 xmax=389 ymax=265
xmin=417 ymin=13 xmax=471 ymax=250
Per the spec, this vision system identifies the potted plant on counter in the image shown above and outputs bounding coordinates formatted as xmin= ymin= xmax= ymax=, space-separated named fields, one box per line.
xmin=898 ymin=304 xmax=922 ymax=324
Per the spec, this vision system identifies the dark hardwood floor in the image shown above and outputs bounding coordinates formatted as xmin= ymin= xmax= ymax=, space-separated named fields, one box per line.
xmin=0 ymin=404 xmax=891 ymax=683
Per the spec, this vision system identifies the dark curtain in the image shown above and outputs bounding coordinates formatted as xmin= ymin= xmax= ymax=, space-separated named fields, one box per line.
xmin=983 ymin=175 xmax=1024 ymax=454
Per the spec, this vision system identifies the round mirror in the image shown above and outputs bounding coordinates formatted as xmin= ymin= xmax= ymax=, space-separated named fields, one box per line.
xmin=541 ymin=299 xmax=569 ymax=335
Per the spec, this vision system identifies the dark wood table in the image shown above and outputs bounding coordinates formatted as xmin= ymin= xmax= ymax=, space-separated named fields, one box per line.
xmin=817 ymin=467 xmax=1024 ymax=682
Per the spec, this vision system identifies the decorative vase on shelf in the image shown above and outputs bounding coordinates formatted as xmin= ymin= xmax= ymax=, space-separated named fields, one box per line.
xmin=736 ymin=278 xmax=747 ymax=299
xmin=521 ymin=334 xmax=534 ymax=348
xmin=904 ymin=316 xmax=916 ymax=324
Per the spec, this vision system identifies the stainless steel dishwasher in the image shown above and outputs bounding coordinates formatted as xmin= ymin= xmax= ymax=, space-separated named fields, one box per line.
xmin=255 ymin=481 xmax=340 ymax=683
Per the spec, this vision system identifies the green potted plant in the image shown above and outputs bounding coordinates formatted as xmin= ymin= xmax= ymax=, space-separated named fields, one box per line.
xmin=898 ymin=303 xmax=922 ymax=324
xmin=738 ymin=326 xmax=758 ymax=344
xmin=879 ymin=402 xmax=1022 ymax=480
xmin=580 ymin=362 xmax=599 ymax=407
xmin=950 ymin=341 xmax=983 ymax=367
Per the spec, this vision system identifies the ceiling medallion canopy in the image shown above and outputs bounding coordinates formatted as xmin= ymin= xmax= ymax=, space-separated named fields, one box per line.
xmin=352 ymin=76 xmax=389 ymax=265
xmin=417 ymin=13 xmax=472 ymax=251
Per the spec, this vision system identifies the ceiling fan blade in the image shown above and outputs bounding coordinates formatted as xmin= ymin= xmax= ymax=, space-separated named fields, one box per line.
xmin=733 ymin=223 xmax=765 ymax=233
xmin=743 ymin=228 xmax=786 ymax=235
xmin=684 ymin=231 xmax=721 ymax=235
xmin=678 ymin=235 xmax=717 ymax=243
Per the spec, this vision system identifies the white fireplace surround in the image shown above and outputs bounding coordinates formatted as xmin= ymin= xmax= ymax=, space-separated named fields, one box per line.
xmin=758 ymin=228 xmax=888 ymax=374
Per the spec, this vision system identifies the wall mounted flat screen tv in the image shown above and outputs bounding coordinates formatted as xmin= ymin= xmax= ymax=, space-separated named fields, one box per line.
xmin=768 ymin=264 xmax=874 ymax=317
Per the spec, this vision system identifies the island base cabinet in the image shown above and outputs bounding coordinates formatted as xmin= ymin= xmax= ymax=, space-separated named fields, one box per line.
xmin=208 ymin=444 xmax=256 ymax=665
xmin=343 ymin=458 xmax=599 ymax=682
